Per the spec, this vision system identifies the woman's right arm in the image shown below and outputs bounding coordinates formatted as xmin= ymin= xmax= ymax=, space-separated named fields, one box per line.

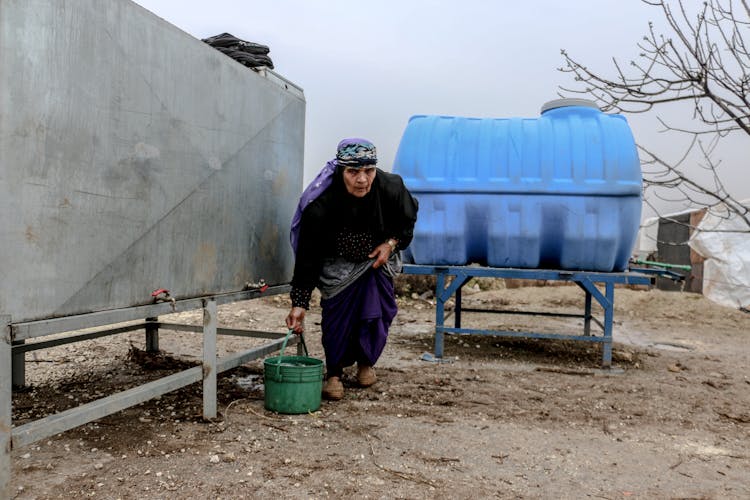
xmin=287 ymin=208 xmax=326 ymax=332
xmin=286 ymin=306 xmax=306 ymax=334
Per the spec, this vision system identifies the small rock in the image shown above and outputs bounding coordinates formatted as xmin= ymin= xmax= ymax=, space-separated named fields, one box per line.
xmin=94 ymin=463 xmax=103 ymax=470
xmin=209 ymin=455 xmax=220 ymax=464
xmin=617 ymin=351 xmax=634 ymax=362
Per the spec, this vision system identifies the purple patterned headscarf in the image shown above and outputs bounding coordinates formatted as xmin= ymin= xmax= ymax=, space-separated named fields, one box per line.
xmin=289 ymin=138 xmax=377 ymax=254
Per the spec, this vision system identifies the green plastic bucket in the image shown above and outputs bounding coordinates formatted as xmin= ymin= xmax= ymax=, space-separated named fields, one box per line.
xmin=264 ymin=330 xmax=323 ymax=414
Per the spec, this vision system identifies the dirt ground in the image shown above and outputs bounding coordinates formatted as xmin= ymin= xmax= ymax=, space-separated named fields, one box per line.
xmin=9 ymin=280 xmax=750 ymax=499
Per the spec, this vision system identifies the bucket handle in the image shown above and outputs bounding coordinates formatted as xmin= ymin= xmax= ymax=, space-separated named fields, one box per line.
xmin=278 ymin=328 xmax=309 ymax=358
xmin=274 ymin=329 xmax=309 ymax=380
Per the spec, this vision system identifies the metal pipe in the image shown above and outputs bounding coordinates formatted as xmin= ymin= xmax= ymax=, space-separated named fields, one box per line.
xmin=202 ymin=299 xmax=218 ymax=420
xmin=12 ymin=285 xmax=290 ymax=341
xmin=1 ymin=316 xmax=12 ymax=498
xmin=11 ymin=340 xmax=25 ymax=388
xmin=145 ymin=317 xmax=159 ymax=353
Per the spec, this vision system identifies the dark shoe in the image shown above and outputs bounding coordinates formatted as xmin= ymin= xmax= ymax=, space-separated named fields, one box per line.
xmin=357 ymin=365 xmax=377 ymax=387
xmin=322 ymin=376 xmax=344 ymax=400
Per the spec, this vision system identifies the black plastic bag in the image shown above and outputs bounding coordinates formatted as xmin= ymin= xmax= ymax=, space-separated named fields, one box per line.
xmin=203 ymin=32 xmax=274 ymax=69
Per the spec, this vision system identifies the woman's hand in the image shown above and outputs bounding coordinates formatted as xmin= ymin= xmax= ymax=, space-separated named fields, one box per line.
xmin=369 ymin=241 xmax=393 ymax=269
xmin=285 ymin=307 xmax=306 ymax=334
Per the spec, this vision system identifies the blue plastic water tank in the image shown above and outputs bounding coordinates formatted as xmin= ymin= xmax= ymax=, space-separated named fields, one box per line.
xmin=393 ymin=100 xmax=642 ymax=271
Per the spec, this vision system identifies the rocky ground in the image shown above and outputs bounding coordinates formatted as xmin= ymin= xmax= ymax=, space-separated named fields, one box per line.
xmin=9 ymin=280 xmax=750 ymax=499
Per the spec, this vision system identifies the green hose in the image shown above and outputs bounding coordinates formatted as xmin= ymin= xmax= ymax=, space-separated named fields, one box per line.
xmin=634 ymin=258 xmax=692 ymax=272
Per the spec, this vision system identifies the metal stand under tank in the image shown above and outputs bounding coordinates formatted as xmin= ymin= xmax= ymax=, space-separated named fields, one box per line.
xmin=402 ymin=264 xmax=656 ymax=368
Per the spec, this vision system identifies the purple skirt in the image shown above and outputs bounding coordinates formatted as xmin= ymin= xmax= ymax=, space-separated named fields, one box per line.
xmin=320 ymin=268 xmax=397 ymax=371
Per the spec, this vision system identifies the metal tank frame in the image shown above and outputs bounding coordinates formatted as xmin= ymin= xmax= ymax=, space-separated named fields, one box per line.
xmin=1 ymin=285 xmax=302 ymax=495
xmin=402 ymin=264 xmax=660 ymax=368
xmin=0 ymin=0 xmax=307 ymax=494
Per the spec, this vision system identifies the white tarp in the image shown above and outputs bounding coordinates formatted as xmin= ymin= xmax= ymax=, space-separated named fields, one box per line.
xmin=689 ymin=203 xmax=750 ymax=310
xmin=635 ymin=216 xmax=660 ymax=257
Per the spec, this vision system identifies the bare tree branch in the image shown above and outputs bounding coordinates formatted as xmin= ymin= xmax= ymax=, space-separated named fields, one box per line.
xmin=560 ymin=0 xmax=750 ymax=233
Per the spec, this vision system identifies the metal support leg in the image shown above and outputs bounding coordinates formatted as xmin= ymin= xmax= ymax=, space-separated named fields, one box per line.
xmin=602 ymin=283 xmax=614 ymax=368
xmin=434 ymin=273 xmax=446 ymax=359
xmin=12 ymin=340 xmax=25 ymax=388
xmin=145 ymin=317 xmax=159 ymax=353
xmin=455 ymin=286 xmax=462 ymax=328
xmin=202 ymin=300 xmax=217 ymax=420
xmin=1 ymin=316 xmax=12 ymax=498
xmin=583 ymin=290 xmax=592 ymax=336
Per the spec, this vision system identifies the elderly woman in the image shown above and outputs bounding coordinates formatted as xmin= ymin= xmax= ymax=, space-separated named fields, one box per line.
xmin=286 ymin=138 xmax=418 ymax=400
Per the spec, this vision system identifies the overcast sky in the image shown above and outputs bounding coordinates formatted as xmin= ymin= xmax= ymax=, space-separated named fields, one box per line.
xmin=133 ymin=0 xmax=747 ymax=219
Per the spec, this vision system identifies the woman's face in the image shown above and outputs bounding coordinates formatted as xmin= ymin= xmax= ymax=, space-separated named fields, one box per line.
xmin=343 ymin=166 xmax=376 ymax=197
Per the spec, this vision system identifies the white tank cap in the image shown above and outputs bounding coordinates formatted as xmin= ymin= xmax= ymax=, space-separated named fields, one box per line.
xmin=541 ymin=98 xmax=600 ymax=114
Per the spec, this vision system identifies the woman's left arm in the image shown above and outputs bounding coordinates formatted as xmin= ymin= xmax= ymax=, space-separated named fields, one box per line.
xmin=390 ymin=178 xmax=419 ymax=249
xmin=370 ymin=172 xmax=418 ymax=268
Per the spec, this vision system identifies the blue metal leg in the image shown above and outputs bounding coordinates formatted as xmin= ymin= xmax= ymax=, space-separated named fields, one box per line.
xmin=577 ymin=278 xmax=614 ymax=368
xmin=422 ymin=271 xmax=467 ymax=363
xmin=584 ymin=290 xmax=592 ymax=336
xmin=455 ymin=286 xmax=462 ymax=329
xmin=602 ymin=282 xmax=614 ymax=368
xmin=434 ymin=273 xmax=446 ymax=359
